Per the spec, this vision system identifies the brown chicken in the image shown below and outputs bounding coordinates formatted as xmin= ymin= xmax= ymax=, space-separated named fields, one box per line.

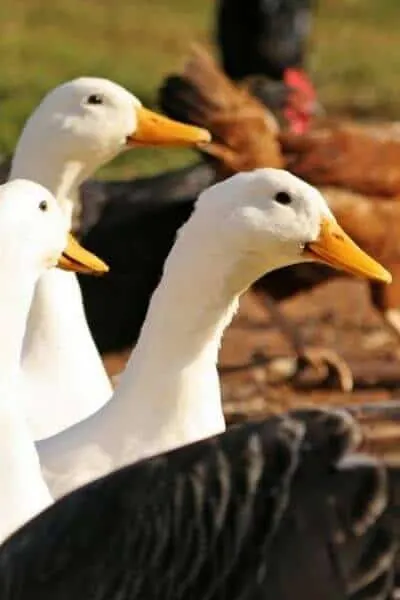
xmin=321 ymin=187 xmax=400 ymax=337
xmin=159 ymin=45 xmax=400 ymax=392
xmin=160 ymin=45 xmax=283 ymax=176
xmin=282 ymin=122 xmax=400 ymax=197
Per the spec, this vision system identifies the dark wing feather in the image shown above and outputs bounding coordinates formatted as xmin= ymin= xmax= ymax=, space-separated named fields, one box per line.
xmin=0 ymin=410 xmax=397 ymax=599
xmin=78 ymin=196 xmax=195 ymax=353
xmin=0 ymin=416 xmax=302 ymax=600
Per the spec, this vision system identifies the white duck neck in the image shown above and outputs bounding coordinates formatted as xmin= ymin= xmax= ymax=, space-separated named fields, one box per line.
xmin=10 ymin=148 xmax=86 ymax=224
xmin=110 ymin=219 xmax=281 ymax=460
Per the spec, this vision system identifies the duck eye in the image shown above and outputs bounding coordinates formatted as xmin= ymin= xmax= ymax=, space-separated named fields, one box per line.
xmin=274 ymin=191 xmax=292 ymax=205
xmin=86 ymin=94 xmax=104 ymax=105
xmin=38 ymin=200 xmax=48 ymax=212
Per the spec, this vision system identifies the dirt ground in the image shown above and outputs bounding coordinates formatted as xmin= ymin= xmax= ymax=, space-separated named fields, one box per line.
xmin=103 ymin=276 xmax=400 ymax=464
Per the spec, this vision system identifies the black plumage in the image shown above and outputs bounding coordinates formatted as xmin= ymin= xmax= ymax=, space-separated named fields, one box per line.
xmin=78 ymin=162 xmax=215 ymax=239
xmin=0 ymin=409 xmax=397 ymax=599
xmin=216 ymin=0 xmax=313 ymax=81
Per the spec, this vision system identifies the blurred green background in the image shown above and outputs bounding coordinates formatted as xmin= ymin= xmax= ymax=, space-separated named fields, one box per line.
xmin=1 ymin=0 xmax=399 ymax=178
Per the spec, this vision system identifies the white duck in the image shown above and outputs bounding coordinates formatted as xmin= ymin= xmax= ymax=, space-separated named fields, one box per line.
xmin=9 ymin=77 xmax=210 ymax=441
xmin=36 ymin=168 xmax=391 ymax=498
xmin=0 ymin=179 xmax=106 ymax=542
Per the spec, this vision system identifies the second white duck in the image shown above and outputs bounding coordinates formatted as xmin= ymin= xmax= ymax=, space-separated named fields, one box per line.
xmin=37 ymin=168 xmax=391 ymax=498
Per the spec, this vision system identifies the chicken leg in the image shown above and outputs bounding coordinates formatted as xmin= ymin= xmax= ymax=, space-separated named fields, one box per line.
xmin=259 ymin=293 xmax=354 ymax=392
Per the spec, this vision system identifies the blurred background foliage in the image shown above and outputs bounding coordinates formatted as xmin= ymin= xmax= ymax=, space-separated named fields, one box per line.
xmin=0 ymin=0 xmax=399 ymax=178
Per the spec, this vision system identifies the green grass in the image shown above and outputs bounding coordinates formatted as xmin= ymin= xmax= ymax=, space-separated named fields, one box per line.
xmin=312 ymin=0 xmax=400 ymax=119
xmin=0 ymin=0 xmax=399 ymax=178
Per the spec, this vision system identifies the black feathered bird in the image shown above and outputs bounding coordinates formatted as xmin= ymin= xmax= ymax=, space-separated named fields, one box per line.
xmin=217 ymin=0 xmax=313 ymax=80
xmin=0 ymin=409 xmax=397 ymax=599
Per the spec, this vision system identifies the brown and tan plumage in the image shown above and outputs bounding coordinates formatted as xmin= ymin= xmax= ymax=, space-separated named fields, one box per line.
xmin=282 ymin=122 xmax=400 ymax=197
xmin=159 ymin=45 xmax=400 ymax=388
xmin=159 ymin=45 xmax=283 ymax=177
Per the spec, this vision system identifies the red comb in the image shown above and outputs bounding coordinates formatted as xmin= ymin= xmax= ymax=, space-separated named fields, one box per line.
xmin=283 ymin=68 xmax=318 ymax=134
xmin=284 ymin=68 xmax=316 ymax=99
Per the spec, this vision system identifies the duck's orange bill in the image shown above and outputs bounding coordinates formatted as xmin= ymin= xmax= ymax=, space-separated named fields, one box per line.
xmin=304 ymin=217 xmax=392 ymax=284
xmin=127 ymin=106 xmax=211 ymax=147
xmin=57 ymin=234 xmax=109 ymax=275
